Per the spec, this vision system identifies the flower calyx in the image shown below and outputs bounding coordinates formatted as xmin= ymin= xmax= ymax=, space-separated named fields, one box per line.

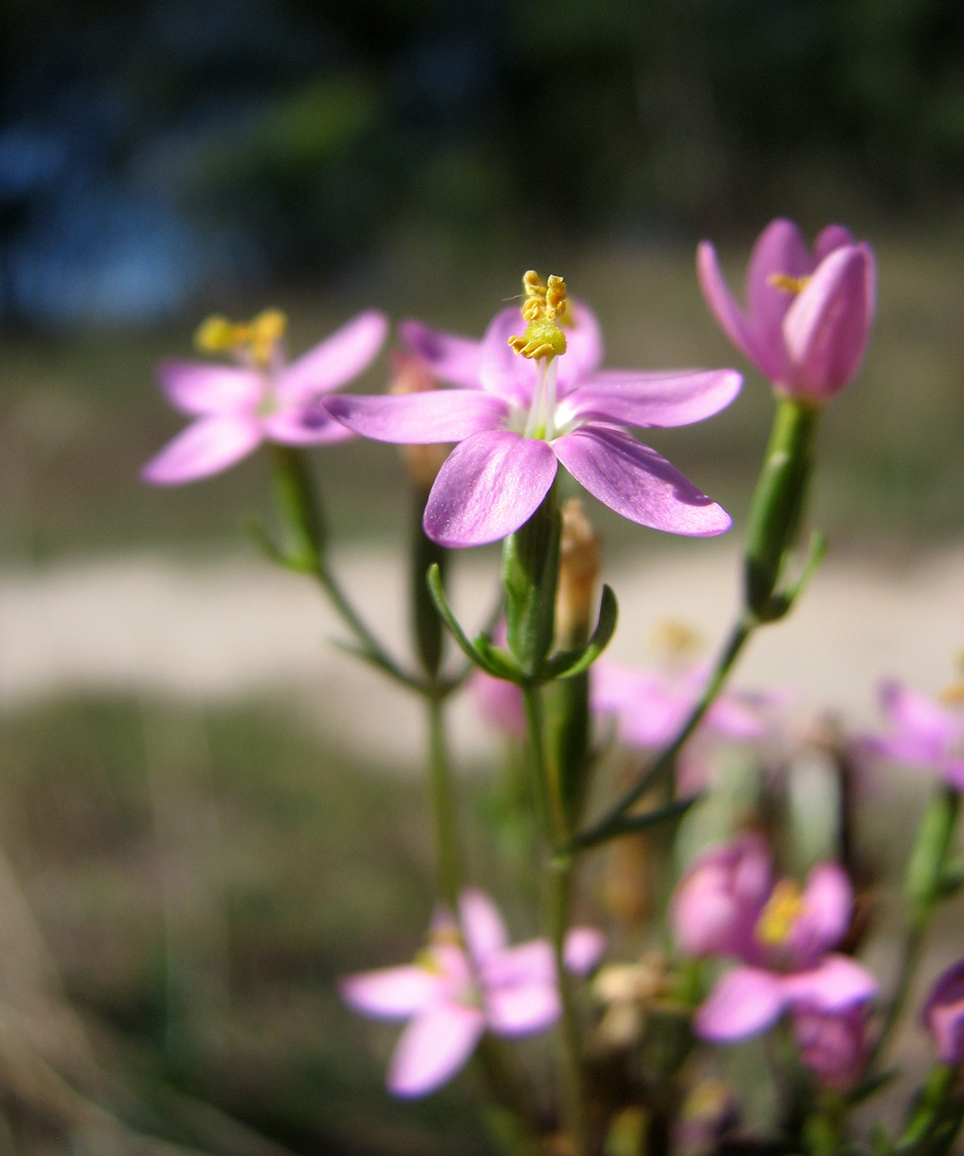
xmin=508 ymin=270 xmax=569 ymax=361
xmin=195 ymin=308 xmax=287 ymax=369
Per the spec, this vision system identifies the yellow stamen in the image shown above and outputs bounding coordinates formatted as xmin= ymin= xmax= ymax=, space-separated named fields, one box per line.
xmin=939 ymin=679 xmax=964 ymax=706
xmin=508 ymin=270 xmax=568 ymax=360
xmin=755 ymin=879 xmax=803 ymax=946
xmin=194 ymin=308 xmax=288 ymax=368
xmin=767 ymin=273 xmax=812 ymax=295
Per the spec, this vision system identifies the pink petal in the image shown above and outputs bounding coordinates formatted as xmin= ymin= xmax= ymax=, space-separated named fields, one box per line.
xmin=141 ymin=415 xmax=263 ymax=485
xmin=813 ymin=225 xmax=855 ymax=262
xmin=340 ymin=965 xmax=442 ymax=1019
xmin=556 ymin=368 xmax=741 ymax=430
xmin=879 ymin=680 xmax=956 ymax=748
xmin=694 ymin=967 xmax=786 ymax=1041
xmin=787 ymin=863 xmax=852 ymax=964
xmin=478 ymin=307 xmax=540 ymax=406
xmin=399 ymin=320 xmax=484 ymax=389
xmin=470 ymin=670 xmax=527 ymax=737
xmin=262 ymin=401 xmax=356 ymax=445
xmin=782 ymin=955 xmax=878 ymax=1012
xmin=459 ymin=890 xmax=508 ymax=963
xmin=157 ymin=361 xmax=263 ymax=416
xmin=324 ymin=390 xmax=507 ymax=444
xmin=745 ymin=218 xmax=811 ymax=382
xmin=705 ymin=695 xmax=767 ymax=740
xmin=481 ymin=940 xmax=555 ymax=989
xmin=387 ymin=1004 xmax=486 ymax=1097
xmin=274 ymin=309 xmax=388 ymax=401
xmin=486 ymin=981 xmax=560 ymax=1036
xmin=552 ymin=426 xmax=731 ymax=537
xmin=697 ymin=241 xmax=769 ymax=375
xmin=782 ymin=245 xmax=875 ymax=400
xmin=563 ymin=927 xmax=606 ymax=975
xmin=423 ymin=430 xmax=558 ymax=547
xmin=922 ymin=960 xmax=964 ymax=1065
xmin=555 ymin=300 xmax=605 ymax=396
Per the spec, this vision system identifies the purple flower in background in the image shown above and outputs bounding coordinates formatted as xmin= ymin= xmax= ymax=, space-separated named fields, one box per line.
xmin=341 ymin=889 xmax=605 ymax=1097
xmin=142 ymin=308 xmax=388 ymax=485
xmin=671 ymin=836 xmax=877 ymax=1042
xmin=860 ymin=680 xmax=964 ymax=791
xmin=591 ymin=661 xmax=773 ymax=749
xmin=326 ymin=272 xmax=740 ymax=547
xmin=790 ymin=1003 xmax=871 ymax=1090
xmin=698 ymin=219 xmax=875 ymax=404
xmin=922 ymin=959 xmax=964 ymax=1065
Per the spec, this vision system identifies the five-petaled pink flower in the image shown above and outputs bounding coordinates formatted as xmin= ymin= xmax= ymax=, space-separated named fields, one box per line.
xmin=670 ymin=834 xmax=877 ymax=1042
xmin=142 ymin=308 xmax=388 ymax=485
xmin=860 ymin=680 xmax=964 ymax=792
xmin=698 ymin=219 xmax=875 ymax=404
xmin=341 ymin=889 xmax=605 ymax=1097
xmin=921 ymin=958 xmax=964 ymax=1066
xmin=325 ymin=274 xmax=740 ymax=547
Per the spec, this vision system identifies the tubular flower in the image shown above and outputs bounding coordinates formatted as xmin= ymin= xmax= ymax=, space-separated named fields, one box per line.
xmin=142 ymin=308 xmax=388 ymax=485
xmin=697 ymin=219 xmax=875 ymax=403
xmin=921 ymin=958 xmax=964 ymax=1066
xmin=325 ymin=272 xmax=741 ymax=547
xmin=670 ymin=835 xmax=877 ymax=1042
xmin=340 ymin=889 xmax=605 ymax=1097
xmin=860 ymin=680 xmax=964 ymax=791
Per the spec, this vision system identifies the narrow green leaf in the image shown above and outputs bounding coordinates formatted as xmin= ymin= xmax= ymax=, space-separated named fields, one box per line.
xmin=543 ymin=585 xmax=618 ymax=679
xmin=570 ymin=795 xmax=698 ymax=850
xmin=427 ymin=564 xmax=505 ymax=677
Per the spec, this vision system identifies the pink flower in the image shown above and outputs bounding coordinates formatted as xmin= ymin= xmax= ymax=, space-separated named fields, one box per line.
xmin=922 ymin=959 xmax=964 ymax=1066
xmin=698 ymin=219 xmax=875 ymax=403
xmin=591 ymin=661 xmax=773 ymax=749
xmin=142 ymin=309 xmax=388 ymax=485
xmin=671 ymin=836 xmax=877 ymax=1042
xmin=790 ymin=1003 xmax=871 ymax=1090
xmin=860 ymin=680 xmax=964 ymax=791
xmin=325 ymin=285 xmax=740 ymax=547
xmin=340 ymin=889 xmax=605 ymax=1097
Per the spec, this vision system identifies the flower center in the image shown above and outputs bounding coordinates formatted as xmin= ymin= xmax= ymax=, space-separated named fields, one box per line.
xmin=766 ymin=273 xmax=812 ymax=296
xmin=755 ymin=879 xmax=804 ymax=946
xmin=195 ymin=308 xmax=288 ymax=371
xmin=507 ymin=270 xmax=569 ymax=440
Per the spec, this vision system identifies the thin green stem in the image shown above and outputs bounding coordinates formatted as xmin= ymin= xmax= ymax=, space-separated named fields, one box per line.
xmin=427 ymin=698 xmax=461 ymax=910
xmin=573 ymin=614 xmax=754 ymax=849
xmin=522 ymin=684 xmax=563 ymax=854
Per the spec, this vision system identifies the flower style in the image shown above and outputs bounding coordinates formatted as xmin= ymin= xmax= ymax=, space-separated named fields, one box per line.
xmin=325 ymin=271 xmax=741 ymax=547
xmin=921 ymin=958 xmax=964 ymax=1066
xmin=860 ymin=680 xmax=964 ymax=791
xmin=341 ymin=889 xmax=605 ymax=1097
xmin=670 ymin=834 xmax=877 ymax=1042
xmin=142 ymin=308 xmax=388 ymax=485
xmin=698 ymin=219 xmax=875 ymax=403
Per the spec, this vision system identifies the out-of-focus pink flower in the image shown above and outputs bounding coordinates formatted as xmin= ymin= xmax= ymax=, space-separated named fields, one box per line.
xmin=671 ymin=836 xmax=877 ymax=1042
xmin=790 ymin=1003 xmax=871 ymax=1090
xmin=922 ymin=959 xmax=964 ymax=1066
xmin=341 ymin=889 xmax=605 ymax=1097
xmin=591 ymin=661 xmax=774 ymax=749
xmin=860 ymin=680 xmax=964 ymax=791
xmin=142 ymin=309 xmax=388 ymax=485
xmin=698 ymin=219 xmax=875 ymax=404
xmin=326 ymin=278 xmax=740 ymax=547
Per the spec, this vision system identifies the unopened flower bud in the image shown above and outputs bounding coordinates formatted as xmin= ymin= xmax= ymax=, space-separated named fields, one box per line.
xmin=922 ymin=959 xmax=964 ymax=1066
xmin=555 ymin=498 xmax=601 ymax=648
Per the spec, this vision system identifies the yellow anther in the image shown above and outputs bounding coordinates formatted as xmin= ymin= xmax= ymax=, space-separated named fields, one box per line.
xmin=767 ymin=273 xmax=812 ymax=295
xmin=194 ymin=308 xmax=287 ymax=367
xmin=939 ymin=679 xmax=964 ymax=706
xmin=755 ymin=880 xmax=804 ymax=946
xmin=508 ymin=269 xmax=569 ymax=360
xmin=413 ymin=948 xmax=444 ymax=974
xmin=429 ymin=924 xmax=464 ymax=949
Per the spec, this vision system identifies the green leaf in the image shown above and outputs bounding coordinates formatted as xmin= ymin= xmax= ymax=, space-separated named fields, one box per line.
xmin=544 ymin=584 xmax=618 ymax=679
xmin=427 ymin=564 xmax=506 ymax=678
xmin=570 ymin=795 xmax=698 ymax=850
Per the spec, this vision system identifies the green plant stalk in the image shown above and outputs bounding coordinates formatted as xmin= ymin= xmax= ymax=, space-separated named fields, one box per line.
xmin=411 ymin=488 xmax=448 ymax=679
xmin=427 ymin=697 xmax=462 ymax=910
xmin=502 ymin=486 xmax=561 ymax=679
xmin=871 ymin=785 xmax=961 ymax=1070
xmin=744 ymin=395 xmax=819 ymax=616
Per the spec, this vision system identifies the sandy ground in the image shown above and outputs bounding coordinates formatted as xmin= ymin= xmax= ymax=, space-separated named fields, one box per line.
xmin=1 ymin=539 xmax=963 ymax=770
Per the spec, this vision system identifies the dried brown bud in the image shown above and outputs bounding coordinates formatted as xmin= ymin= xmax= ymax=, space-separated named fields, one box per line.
xmin=555 ymin=498 xmax=601 ymax=648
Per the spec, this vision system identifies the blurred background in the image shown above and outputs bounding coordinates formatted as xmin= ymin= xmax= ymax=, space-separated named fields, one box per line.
xmin=0 ymin=1 xmax=963 ymax=1152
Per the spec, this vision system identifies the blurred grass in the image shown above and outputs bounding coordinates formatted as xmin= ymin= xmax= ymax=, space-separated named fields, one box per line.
xmin=0 ymin=694 xmax=503 ymax=1155
xmin=1 ymin=225 xmax=963 ymax=564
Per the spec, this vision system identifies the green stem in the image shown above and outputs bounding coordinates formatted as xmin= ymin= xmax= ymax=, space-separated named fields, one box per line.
xmin=427 ymin=698 xmax=461 ymax=910
xmin=871 ymin=785 xmax=960 ymax=1070
xmin=744 ymin=395 xmax=819 ymax=616
xmin=572 ymin=615 xmax=754 ymax=849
